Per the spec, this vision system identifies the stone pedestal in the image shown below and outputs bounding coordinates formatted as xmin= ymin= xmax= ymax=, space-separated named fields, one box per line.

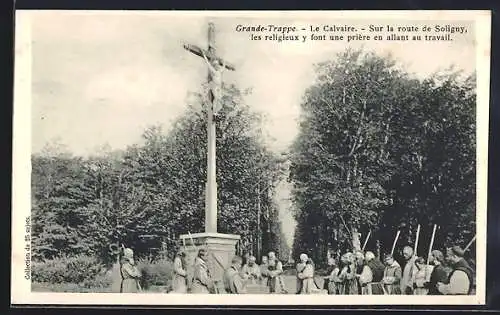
xmin=179 ymin=232 xmax=240 ymax=290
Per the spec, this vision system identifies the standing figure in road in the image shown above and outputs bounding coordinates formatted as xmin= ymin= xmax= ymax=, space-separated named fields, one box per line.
xmin=322 ymin=257 xmax=335 ymax=292
xmin=171 ymin=250 xmax=188 ymax=293
xmin=437 ymin=246 xmax=474 ymax=295
xmin=339 ymin=253 xmax=358 ymax=295
xmin=267 ymin=251 xmax=287 ymax=293
xmin=382 ymin=254 xmax=402 ymax=294
xmin=426 ymin=250 xmax=449 ymax=295
xmin=296 ymin=253 xmax=308 ymax=294
xmin=363 ymin=251 xmax=386 ymax=295
xmin=401 ymin=246 xmax=417 ymax=295
xmin=298 ymin=258 xmax=319 ymax=294
xmin=120 ymin=248 xmax=142 ymax=293
xmin=354 ymin=250 xmax=366 ymax=294
xmin=241 ymin=255 xmax=261 ymax=284
xmin=413 ymin=256 xmax=433 ymax=295
xmin=202 ymin=51 xmax=225 ymax=122
xmin=191 ymin=249 xmax=214 ymax=294
xmin=224 ymin=255 xmax=247 ymax=294
xmin=326 ymin=257 xmax=342 ymax=295
xmin=260 ymin=256 xmax=270 ymax=286
xmin=357 ymin=253 xmax=373 ymax=295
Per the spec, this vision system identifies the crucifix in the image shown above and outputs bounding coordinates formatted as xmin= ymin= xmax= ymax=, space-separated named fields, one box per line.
xmin=183 ymin=22 xmax=236 ymax=233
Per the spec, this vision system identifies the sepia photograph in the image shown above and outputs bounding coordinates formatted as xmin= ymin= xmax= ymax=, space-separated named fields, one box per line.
xmin=11 ymin=10 xmax=490 ymax=305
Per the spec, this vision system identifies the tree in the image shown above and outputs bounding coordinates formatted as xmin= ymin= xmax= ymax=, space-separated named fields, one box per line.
xmin=290 ymin=49 xmax=402 ymax=262
xmin=382 ymin=69 xmax=476 ymax=253
xmin=31 ymin=83 xmax=290 ymax=263
xmin=31 ymin=149 xmax=95 ymax=260
xmin=290 ymin=48 xmax=476 ymax=264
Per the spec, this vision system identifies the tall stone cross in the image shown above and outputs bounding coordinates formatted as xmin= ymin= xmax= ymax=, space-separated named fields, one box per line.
xmin=183 ymin=22 xmax=236 ymax=233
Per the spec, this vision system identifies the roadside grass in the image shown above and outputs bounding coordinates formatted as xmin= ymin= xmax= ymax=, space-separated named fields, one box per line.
xmin=31 ymin=282 xmax=169 ymax=293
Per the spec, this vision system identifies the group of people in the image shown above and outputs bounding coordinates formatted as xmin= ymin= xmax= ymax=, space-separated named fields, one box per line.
xmin=117 ymin=243 xmax=474 ymax=296
xmin=171 ymin=249 xmax=288 ymax=294
xmin=316 ymin=245 xmax=474 ymax=295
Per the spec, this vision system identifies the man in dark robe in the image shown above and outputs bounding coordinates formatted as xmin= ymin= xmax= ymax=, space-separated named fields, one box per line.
xmin=426 ymin=249 xmax=449 ymax=295
xmin=437 ymin=246 xmax=474 ymax=295
xmin=363 ymin=251 xmax=385 ymax=295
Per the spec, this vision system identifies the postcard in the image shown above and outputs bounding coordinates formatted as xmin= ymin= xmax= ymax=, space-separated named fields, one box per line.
xmin=11 ymin=10 xmax=490 ymax=305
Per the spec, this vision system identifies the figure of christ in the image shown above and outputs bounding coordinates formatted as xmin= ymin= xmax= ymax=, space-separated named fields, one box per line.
xmin=202 ymin=50 xmax=226 ymax=122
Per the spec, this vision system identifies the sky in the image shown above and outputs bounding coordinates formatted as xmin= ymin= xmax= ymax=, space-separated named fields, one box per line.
xmin=28 ymin=11 xmax=477 ymax=248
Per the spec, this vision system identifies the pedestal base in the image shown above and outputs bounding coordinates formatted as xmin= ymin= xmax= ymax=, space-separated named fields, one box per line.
xmin=179 ymin=232 xmax=240 ymax=290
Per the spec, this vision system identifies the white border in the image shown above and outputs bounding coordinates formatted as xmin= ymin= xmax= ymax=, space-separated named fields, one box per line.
xmin=11 ymin=10 xmax=490 ymax=305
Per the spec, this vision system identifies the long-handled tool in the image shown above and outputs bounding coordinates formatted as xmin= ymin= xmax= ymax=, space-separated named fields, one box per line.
xmin=391 ymin=230 xmax=401 ymax=255
xmin=362 ymin=231 xmax=371 ymax=252
xmin=414 ymin=224 xmax=421 ymax=255
xmin=464 ymin=235 xmax=477 ymax=252
xmin=425 ymin=224 xmax=437 ymax=279
xmin=426 ymin=224 xmax=437 ymax=266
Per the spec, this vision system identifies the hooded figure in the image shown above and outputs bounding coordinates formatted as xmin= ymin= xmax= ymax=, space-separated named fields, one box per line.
xmin=426 ymin=250 xmax=450 ymax=295
xmin=326 ymin=257 xmax=342 ymax=295
xmin=267 ymin=251 xmax=287 ymax=293
xmin=437 ymin=246 xmax=474 ymax=295
xmin=382 ymin=254 xmax=402 ymax=294
xmin=242 ymin=256 xmax=261 ymax=284
xmin=298 ymin=258 xmax=319 ymax=294
xmin=120 ymin=248 xmax=142 ymax=293
xmin=296 ymin=253 xmax=308 ymax=294
xmin=171 ymin=251 xmax=188 ymax=293
xmin=360 ymin=251 xmax=385 ymax=295
xmin=191 ymin=249 xmax=214 ymax=294
xmin=339 ymin=253 xmax=359 ymax=295
xmin=224 ymin=256 xmax=247 ymax=294
xmin=413 ymin=256 xmax=433 ymax=295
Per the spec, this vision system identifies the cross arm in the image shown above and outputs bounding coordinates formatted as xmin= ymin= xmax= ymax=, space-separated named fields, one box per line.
xmin=183 ymin=44 xmax=236 ymax=71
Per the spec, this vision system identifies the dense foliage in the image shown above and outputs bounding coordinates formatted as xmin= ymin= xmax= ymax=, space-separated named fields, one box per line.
xmin=289 ymin=49 xmax=476 ymax=265
xmin=31 ymin=84 xmax=289 ymax=264
xmin=31 ymin=254 xmax=111 ymax=288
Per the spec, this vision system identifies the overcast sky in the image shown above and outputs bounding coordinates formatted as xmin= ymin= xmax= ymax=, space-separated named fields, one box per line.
xmin=28 ymin=11 xmax=476 ymax=249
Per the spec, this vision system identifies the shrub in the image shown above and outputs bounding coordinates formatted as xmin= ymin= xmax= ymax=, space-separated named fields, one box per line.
xmin=81 ymin=268 xmax=113 ymax=289
xmin=65 ymin=254 xmax=107 ymax=284
xmin=32 ymin=258 xmax=68 ymax=284
xmin=31 ymin=254 xmax=110 ymax=287
xmin=136 ymin=257 xmax=173 ymax=289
